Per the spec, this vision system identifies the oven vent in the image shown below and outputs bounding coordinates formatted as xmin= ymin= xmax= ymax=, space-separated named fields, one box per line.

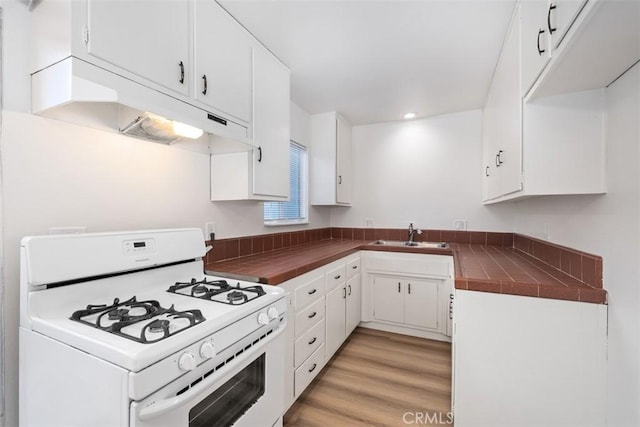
xmin=175 ymin=327 xmax=276 ymax=397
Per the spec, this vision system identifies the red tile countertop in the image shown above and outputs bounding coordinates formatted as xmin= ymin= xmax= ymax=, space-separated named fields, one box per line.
xmin=205 ymin=238 xmax=607 ymax=304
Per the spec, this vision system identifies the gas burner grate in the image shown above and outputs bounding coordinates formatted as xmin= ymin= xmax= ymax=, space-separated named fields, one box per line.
xmin=167 ymin=278 xmax=266 ymax=305
xmin=70 ymin=296 xmax=205 ymax=344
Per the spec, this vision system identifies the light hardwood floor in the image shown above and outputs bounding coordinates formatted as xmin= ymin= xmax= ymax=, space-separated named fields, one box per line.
xmin=284 ymin=327 xmax=453 ymax=427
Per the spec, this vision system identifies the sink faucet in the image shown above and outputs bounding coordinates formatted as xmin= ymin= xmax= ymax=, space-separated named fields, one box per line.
xmin=408 ymin=223 xmax=422 ymax=243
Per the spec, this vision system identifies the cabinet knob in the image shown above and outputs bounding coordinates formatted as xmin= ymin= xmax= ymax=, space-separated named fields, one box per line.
xmin=547 ymin=4 xmax=557 ymax=34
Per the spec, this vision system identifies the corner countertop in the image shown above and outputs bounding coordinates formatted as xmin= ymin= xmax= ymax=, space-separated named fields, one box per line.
xmin=205 ymin=239 xmax=606 ymax=304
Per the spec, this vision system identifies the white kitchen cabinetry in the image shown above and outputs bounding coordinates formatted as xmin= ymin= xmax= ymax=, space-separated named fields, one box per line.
xmin=310 ymin=112 xmax=352 ymax=206
xmin=483 ymin=2 xmax=608 ymax=203
xmin=193 ymin=0 xmax=252 ymax=124
xmin=280 ymin=253 xmax=362 ymax=411
xmin=325 ymin=256 xmax=361 ymax=359
xmin=280 ymin=271 xmax=326 ymax=410
xmin=520 ymin=0 xmax=552 ymax=96
xmin=251 ymin=47 xmax=291 ymax=200
xmin=372 ymin=277 xmax=439 ymax=331
xmin=547 ymin=0 xmax=587 ymax=49
xmin=453 ymin=290 xmax=607 ymax=427
xmin=361 ymin=251 xmax=453 ymax=341
xmin=31 ymin=0 xmax=255 ymax=139
xmin=482 ymin=4 xmax=522 ymax=201
xmin=86 ymin=0 xmax=190 ymax=97
xmin=209 ymin=46 xmax=290 ymax=201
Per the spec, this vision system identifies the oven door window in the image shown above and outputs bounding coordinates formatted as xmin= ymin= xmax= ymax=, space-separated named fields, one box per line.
xmin=189 ymin=353 xmax=265 ymax=427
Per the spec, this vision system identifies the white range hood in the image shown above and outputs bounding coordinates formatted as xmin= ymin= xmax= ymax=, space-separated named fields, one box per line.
xmin=31 ymin=57 xmax=249 ymax=144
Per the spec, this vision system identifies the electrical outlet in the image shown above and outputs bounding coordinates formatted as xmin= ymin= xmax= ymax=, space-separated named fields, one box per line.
xmin=48 ymin=226 xmax=87 ymax=235
xmin=453 ymin=220 xmax=467 ymax=231
xmin=205 ymin=222 xmax=216 ymax=237
xmin=365 ymin=218 xmax=374 ymax=228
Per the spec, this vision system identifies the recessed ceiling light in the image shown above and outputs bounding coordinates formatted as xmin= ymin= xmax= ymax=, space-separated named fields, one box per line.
xmin=403 ymin=112 xmax=417 ymax=119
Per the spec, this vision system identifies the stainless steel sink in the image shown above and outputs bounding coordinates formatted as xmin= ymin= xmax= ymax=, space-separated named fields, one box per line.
xmin=372 ymin=240 xmax=449 ymax=249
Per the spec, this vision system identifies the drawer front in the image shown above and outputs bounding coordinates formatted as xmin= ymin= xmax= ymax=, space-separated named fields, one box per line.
xmin=294 ymin=275 xmax=325 ymax=311
xmin=326 ymin=264 xmax=347 ymax=293
xmin=295 ymin=343 xmax=325 ymax=397
xmin=294 ymin=319 xmax=325 ymax=368
xmin=294 ymin=297 xmax=325 ymax=338
xmin=346 ymin=257 xmax=361 ymax=280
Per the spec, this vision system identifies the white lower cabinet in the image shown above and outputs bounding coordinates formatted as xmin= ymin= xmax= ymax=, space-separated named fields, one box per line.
xmin=452 ymin=290 xmax=607 ymax=427
xmin=281 ymin=253 xmax=362 ymax=411
xmin=362 ymin=251 xmax=454 ymax=341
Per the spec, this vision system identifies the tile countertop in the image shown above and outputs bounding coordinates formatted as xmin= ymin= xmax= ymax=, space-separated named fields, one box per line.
xmin=205 ymin=239 xmax=607 ymax=304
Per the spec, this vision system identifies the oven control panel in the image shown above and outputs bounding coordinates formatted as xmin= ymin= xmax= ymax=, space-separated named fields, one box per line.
xmin=123 ymin=238 xmax=157 ymax=256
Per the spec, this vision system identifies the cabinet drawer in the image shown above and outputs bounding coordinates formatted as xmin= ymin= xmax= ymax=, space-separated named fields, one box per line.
xmin=294 ymin=298 xmax=325 ymax=338
xmin=346 ymin=257 xmax=361 ymax=280
xmin=294 ymin=319 xmax=325 ymax=368
xmin=294 ymin=275 xmax=325 ymax=311
xmin=364 ymin=252 xmax=452 ymax=278
xmin=294 ymin=343 xmax=325 ymax=397
xmin=326 ymin=265 xmax=346 ymax=292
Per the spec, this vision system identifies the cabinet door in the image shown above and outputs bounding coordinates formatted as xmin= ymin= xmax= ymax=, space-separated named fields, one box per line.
xmin=521 ymin=0 xmax=552 ymax=96
xmin=325 ymin=284 xmax=347 ymax=358
xmin=373 ymin=276 xmax=404 ymax=324
xmin=549 ymin=0 xmax=588 ymax=49
xmin=481 ymin=98 xmax=498 ymax=201
xmin=86 ymin=0 xmax=190 ymax=96
xmin=345 ymin=274 xmax=361 ymax=335
xmin=194 ymin=1 xmax=252 ymax=123
xmin=404 ymin=279 xmax=439 ymax=330
xmin=252 ymin=47 xmax=290 ymax=199
xmin=491 ymin=4 xmax=523 ymax=197
xmin=335 ymin=115 xmax=352 ymax=205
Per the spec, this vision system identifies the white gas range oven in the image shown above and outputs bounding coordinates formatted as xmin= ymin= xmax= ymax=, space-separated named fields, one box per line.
xmin=19 ymin=228 xmax=287 ymax=427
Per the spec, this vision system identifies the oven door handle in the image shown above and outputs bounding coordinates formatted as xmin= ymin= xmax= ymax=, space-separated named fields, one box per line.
xmin=137 ymin=324 xmax=285 ymax=422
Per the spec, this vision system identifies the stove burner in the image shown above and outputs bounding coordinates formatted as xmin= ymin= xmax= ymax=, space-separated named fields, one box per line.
xmin=227 ymin=291 xmax=248 ymax=304
xmin=147 ymin=319 xmax=170 ymax=334
xmin=70 ymin=297 xmax=205 ymax=344
xmin=167 ymin=278 xmax=266 ymax=305
xmin=107 ymin=308 xmax=130 ymax=321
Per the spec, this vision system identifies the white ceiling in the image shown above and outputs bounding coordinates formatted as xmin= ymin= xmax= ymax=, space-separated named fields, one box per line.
xmin=219 ymin=0 xmax=517 ymax=125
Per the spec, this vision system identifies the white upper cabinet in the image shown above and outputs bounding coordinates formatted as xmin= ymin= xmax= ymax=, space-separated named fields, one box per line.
xmin=86 ymin=0 xmax=191 ymax=97
xmin=193 ymin=1 xmax=252 ymax=124
xmin=251 ymin=47 xmax=291 ymax=200
xmin=310 ymin=112 xmax=353 ymax=206
xmin=520 ymin=0 xmax=552 ymax=95
xmin=482 ymin=4 xmax=522 ymax=201
xmin=547 ymin=0 xmax=588 ymax=49
xmin=483 ymin=0 xmax=620 ymax=204
xmin=529 ymin=0 xmax=639 ymax=98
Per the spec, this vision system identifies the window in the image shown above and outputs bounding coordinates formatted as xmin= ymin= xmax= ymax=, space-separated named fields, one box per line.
xmin=264 ymin=142 xmax=308 ymax=225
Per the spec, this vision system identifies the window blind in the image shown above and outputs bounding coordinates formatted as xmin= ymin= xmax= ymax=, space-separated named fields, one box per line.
xmin=264 ymin=142 xmax=307 ymax=222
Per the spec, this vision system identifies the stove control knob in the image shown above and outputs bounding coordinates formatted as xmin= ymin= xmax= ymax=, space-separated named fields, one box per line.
xmin=199 ymin=341 xmax=216 ymax=359
xmin=267 ymin=307 xmax=279 ymax=320
xmin=257 ymin=312 xmax=270 ymax=326
xmin=178 ymin=352 xmax=197 ymax=371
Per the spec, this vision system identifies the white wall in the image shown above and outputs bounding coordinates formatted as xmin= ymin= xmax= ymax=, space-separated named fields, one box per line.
xmin=514 ymin=64 xmax=640 ymax=426
xmin=330 ymin=110 xmax=515 ymax=231
xmin=0 ymin=3 xmax=329 ymax=426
